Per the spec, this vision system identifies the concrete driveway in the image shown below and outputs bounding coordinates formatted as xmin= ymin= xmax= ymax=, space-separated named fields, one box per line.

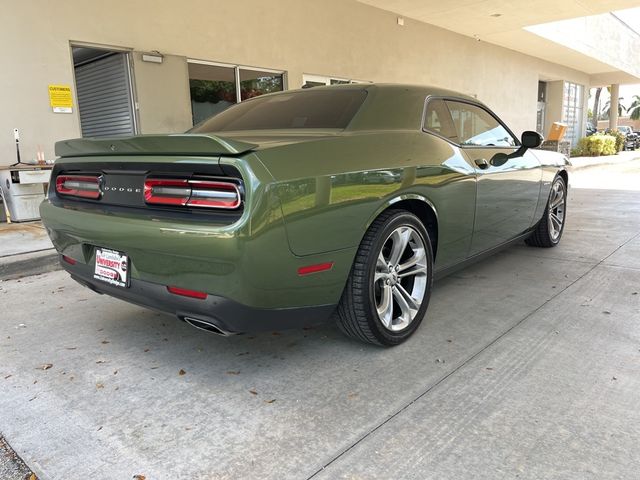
xmin=1 ymin=161 xmax=639 ymax=479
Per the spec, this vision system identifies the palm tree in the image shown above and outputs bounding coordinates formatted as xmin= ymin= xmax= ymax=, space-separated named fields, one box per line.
xmin=628 ymin=94 xmax=640 ymax=120
xmin=592 ymin=87 xmax=602 ymax=123
xmin=602 ymin=97 xmax=627 ymax=119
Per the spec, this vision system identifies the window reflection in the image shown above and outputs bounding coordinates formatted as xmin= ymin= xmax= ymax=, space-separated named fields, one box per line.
xmin=446 ymin=101 xmax=516 ymax=147
xmin=188 ymin=62 xmax=285 ymax=126
xmin=239 ymin=69 xmax=284 ymax=101
xmin=188 ymin=63 xmax=237 ymax=126
xmin=302 ymin=74 xmax=368 ymax=88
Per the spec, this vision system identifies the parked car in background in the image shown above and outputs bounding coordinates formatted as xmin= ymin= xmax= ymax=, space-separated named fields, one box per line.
xmin=585 ymin=122 xmax=597 ymax=136
xmin=617 ymin=125 xmax=637 ymax=151
xmin=634 ymin=130 xmax=640 ymax=149
xmin=41 ymin=84 xmax=570 ymax=346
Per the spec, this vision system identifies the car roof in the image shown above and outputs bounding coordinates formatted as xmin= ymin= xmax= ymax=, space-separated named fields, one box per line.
xmin=213 ymin=83 xmax=488 ymax=133
xmin=304 ymin=82 xmax=477 ymax=100
xmin=295 ymin=83 xmax=483 ymax=131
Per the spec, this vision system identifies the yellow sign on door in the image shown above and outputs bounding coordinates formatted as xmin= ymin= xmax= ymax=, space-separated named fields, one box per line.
xmin=48 ymin=84 xmax=73 ymax=113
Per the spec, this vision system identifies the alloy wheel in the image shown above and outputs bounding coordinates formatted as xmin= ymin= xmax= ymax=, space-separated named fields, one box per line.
xmin=548 ymin=179 xmax=566 ymax=242
xmin=374 ymin=225 xmax=428 ymax=331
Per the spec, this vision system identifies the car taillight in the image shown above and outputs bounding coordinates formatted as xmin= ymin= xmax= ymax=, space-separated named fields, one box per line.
xmin=143 ymin=179 xmax=190 ymax=206
xmin=144 ymin=178 xmax=241 ymax=209
xmin=56 ymin=175 xmax=101 ymax=199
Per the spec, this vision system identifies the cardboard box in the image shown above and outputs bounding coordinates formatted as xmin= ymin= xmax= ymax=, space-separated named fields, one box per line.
xmin=548 ymin=122 xmax=568 ymax=142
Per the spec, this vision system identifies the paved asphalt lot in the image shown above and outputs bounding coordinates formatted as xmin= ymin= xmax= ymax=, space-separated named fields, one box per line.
xmin=1 ymin=161 xmax=639 ymax=479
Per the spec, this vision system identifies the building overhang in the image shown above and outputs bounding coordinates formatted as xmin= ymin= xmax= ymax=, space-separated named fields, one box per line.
xmin=357 ymin=0 xmax=640 ymax=84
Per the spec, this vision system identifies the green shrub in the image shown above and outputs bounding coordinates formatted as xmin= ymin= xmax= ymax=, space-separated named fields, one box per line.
xmin=575 ymin=134 xmax=617 ymax=156
xmin=606 ymin=129 xmax=625 ymax=152
xmin=602 ymin=136 xmax=617 ymax=155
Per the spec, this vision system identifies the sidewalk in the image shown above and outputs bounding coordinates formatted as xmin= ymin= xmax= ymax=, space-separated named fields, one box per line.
xmin=0 ymin=221 xmax=57 ymax=280
xmin=569 ymin=149 xmax=640 ymax=169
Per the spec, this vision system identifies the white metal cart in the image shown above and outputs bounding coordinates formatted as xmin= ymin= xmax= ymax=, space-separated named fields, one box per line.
xmin=0 ymin=165 xmax=52 ymax=222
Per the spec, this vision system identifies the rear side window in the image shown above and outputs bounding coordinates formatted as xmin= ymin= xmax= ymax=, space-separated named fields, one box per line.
xmin=445 ymin=101 xmax=516 ymax=147
xmin=190 ymin=89 xmax=367 ymax=132
xmin=423 ymin=99 xmax=458 ymax=141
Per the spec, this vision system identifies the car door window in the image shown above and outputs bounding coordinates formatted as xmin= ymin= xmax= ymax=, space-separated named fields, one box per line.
xmin=445 ymin=101 xmax=516 ymax=147
xmin=423 ymin=99 xmax=458 ymax=142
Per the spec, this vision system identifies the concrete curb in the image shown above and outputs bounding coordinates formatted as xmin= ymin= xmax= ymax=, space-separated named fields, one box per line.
xmin=0 ymin=434 xmax=34 ymax=480
xmin=568 ymin=153 xmax=640 ymax=171
xmin=0 ymin=249 xmax=60 ymax=281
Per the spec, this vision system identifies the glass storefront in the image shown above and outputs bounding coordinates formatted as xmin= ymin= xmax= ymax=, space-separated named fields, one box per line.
xmin=302 ymin=74 xmax=366 ymax=88
xmin=188 ymin=61 xmax=285 ymax=126
xmin=188 ymin=63 xmax=237 ymax=126
xmin=239 ymin=68 xmax=284 ymax=101
xmin=562 ymin=81 xmax=584 ymax=147
xmin=536 ymin=81 xmax=547 ymax=135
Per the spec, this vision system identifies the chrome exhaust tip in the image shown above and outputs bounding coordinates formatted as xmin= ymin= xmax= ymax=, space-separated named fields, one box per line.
xmin=182 ymin=316 xmax=234 ymax=336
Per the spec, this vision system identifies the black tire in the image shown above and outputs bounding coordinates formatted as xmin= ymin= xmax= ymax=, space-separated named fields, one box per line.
xmin=336 ymin=210 xmax=434 ymax=346
xmin=525 ymin=175 xmax=567 ymax=248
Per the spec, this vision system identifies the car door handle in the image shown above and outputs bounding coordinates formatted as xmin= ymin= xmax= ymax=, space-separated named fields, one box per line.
xmin=474 ymin=158 xmax=489 ymax=169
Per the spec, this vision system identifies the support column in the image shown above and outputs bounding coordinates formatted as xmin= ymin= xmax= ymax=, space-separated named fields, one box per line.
xmin=314 ymin=176 xmax=331 ymax=207
xmin=609 ymin=84 xmax=619 ymax=130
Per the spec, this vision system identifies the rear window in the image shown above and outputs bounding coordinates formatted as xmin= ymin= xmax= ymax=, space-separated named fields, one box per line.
xmin=190 ymin=89 xmax=367 ymax=132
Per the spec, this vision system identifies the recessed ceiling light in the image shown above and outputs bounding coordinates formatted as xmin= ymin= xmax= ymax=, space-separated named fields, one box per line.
xmin=490 ymin=13 xmax=503 ymax=17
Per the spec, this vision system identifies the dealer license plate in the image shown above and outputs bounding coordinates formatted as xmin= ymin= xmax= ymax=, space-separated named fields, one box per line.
xmin=94 ymin=248 xmax=130 ymax=288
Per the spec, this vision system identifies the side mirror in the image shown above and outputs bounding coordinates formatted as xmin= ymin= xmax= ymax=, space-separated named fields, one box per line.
xmin=490 ymin=131 xmax=543 ymax=167
xmin=521 ymin=131 xmax=543 ymax=149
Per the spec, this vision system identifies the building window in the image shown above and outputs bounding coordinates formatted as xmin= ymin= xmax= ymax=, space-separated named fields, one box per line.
xmin=562 ymin=81 xmax=584 ymax=147
xmin=188 ymin=60 xmax=285 ymax=126
xmin=536 ymin=81 xmax=547 ymax=135
xmin=302 ymin=74 xmax=367 ymax=88
xmin=239 ymin=68 xmax=284 ymax=101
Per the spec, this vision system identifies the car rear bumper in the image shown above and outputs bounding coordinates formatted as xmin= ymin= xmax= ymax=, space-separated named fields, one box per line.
xmin=63 ymin=258 xmax=336 ymax=333
xmin=40 ymin=199 xmax=356 ymax=310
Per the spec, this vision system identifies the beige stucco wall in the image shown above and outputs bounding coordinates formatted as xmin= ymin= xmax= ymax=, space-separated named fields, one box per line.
xmin=1 ymin=0 xmax=593 ymax=166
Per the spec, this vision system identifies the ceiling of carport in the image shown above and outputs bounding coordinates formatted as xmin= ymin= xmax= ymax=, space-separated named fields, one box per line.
xmin=357 ymin=0 xmax=640 ymax=77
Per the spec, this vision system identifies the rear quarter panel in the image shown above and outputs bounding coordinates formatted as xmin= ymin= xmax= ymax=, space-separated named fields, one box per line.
xmin=530 ymin=149 xmax=570 ymax=222
xmin=255 ymin=131 xmax=478 ymax=270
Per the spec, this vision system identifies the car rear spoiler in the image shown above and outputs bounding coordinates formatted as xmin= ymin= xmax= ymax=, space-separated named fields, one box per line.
xmin=55 ymin=134 xmax=258 ymax=158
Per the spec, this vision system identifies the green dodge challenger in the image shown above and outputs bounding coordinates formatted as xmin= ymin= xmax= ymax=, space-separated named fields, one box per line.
xmin=41 ymin=84 xmax=569 ymax=346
